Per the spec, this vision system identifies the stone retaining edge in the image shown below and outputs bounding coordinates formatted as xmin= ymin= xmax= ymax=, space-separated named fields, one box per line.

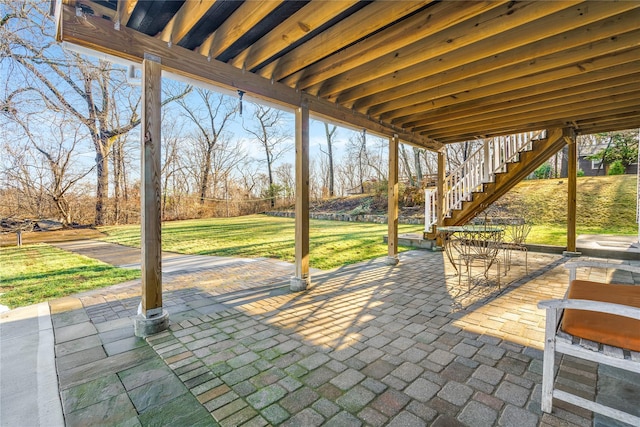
xmin=264 ymin=211 xmax=424 ymax=225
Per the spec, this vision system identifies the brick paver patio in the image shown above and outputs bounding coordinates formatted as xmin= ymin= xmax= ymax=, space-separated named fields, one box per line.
xmin=49 ymin=249 xmax=640 ymax=426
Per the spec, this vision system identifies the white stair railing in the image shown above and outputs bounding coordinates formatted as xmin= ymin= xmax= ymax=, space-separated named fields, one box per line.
xmin=425 ymin=188 xmax=437 ymax=233
xmin=425 ymin=130 xmax=546 ymax=232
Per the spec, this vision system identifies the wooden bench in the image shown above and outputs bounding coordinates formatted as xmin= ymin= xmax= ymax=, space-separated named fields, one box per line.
xmin=538 ymin=261 xmax=640 ymax=426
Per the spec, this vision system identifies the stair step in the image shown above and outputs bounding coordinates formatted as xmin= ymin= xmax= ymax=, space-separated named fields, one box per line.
xmin=441 ymin=128 xmax=566 ymax=226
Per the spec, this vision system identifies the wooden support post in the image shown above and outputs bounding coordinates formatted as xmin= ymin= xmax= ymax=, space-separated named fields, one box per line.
xmin=135 ymin=56 xmax=168 ymax=336
xmin=290 ymin=102 xmax=310 ymax=291
xmin=564 ymin=128 xmax=580 ymax=255
xmin=436 ymin=150 xmax=446 ymax=247
xmin=636 ymin=127 xmax=640 ymax=246
xmin=386 ymin=134 xmax=399 ymax=265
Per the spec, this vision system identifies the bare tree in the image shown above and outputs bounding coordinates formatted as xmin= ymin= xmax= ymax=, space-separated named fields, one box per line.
xmin=160 ymin=108 xmax=187 ymax=219
xmin=365 ymin=134 xmax=387 ymax=181
xmin=235 ymin=159 xmax=263 ymax=199
xmin=399 ymin=144 xmax=415 ymax=186
xmin=243 ymin=104 xmax=291 ymax=207
xmin=1 ymin=3 xmax=188 ymax=224
xmin=422 ymin=149 xmax=438 ymax=178
xmin=1 ymin=111 xmax=94 ymax=225
xmin=1 ymin=142 xmax=48 ymax=219
xmin=175 ymin=88 xmax=238 ymax=206
xmin=1 ymin=3 xmax=133 ymax=224
xmin=275 ymin=163 xmax=294 ymax=203
xmin=320 ymin=123 xmax=337 ymax=197
xmin=308 ymin=158 xmax=322 ymax=201
xmin=446 ymin=140 xmax=482 ymax=170
xmin=413 ymin=147 xmax=424 ymax=184
xmin=346 ymin=130 xmax=368 ymax=193
xmin=335 ymin=161 xmax=359 ymax=196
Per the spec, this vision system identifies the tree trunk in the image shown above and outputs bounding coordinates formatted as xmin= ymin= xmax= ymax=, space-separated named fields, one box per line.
xmin=596 ymin=135 xmax=613 ymax=176
xmin=55 ymin=196 xmax=72 ymax=226
xmin=560 ymin=145 xmax=569 ymax=178
xmin=267 ymin=153 xmax=275 ymax=208
xmin=200 ymin=156 xmax=211 ymax=205
xmin=94 ymin=147 xmax=109 ymax=226
xmin=359 ymin=131 xmax=366 ymax=194
xmin=324 ymin=123 xmax=336 ymax=197
xmin=413 ymin=147 xmax=423 ymax=184
xmin=399 ymin=145 xmax=414 ymax=186
xmin=112 ymin=141 xmax=121 ymax=224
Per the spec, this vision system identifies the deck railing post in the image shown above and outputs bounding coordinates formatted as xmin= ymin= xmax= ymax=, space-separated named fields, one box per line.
xmin=483 ymin=139 xmax=491 ymax=183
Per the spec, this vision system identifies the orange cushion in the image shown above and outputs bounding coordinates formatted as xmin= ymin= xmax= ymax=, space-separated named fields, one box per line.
xmin=561 ymin=279 xmax=640 ymax=352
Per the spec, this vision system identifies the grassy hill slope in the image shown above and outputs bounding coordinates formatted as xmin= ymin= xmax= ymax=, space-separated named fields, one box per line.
xmin=495 ymin=175 xmax=636 ymax=229
xmin=305 ymin=175 xmax=637 ymax=245
xmin=493 ymin=174 xmax=637 ymax=244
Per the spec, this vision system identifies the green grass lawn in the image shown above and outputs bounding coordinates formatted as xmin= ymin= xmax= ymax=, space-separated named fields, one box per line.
xmin=0 ymin=244 xmax=140 ymax=309
xmin=100 ymin=215 xmax=423 ymax=271
xmin=496 ymin=175 xmax=637 ymax=246
xmin=528 ymin=225 xmax=637 ymax=246
xmin=2 ymin=175 xmax=635 ymax=310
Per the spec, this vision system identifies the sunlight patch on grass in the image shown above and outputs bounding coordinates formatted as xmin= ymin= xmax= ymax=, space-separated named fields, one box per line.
xmin=100 ymin=215 xmax=423 ymax=270
xmin=0 ymin=244 xmax=140 ymax=309
xmin=505 ymin=175 xmax=637 ymax=245
xmin=528 ymin=226 xmax=567 ymax=247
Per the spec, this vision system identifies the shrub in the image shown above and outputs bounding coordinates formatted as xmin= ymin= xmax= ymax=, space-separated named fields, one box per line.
xmin=608 ymin=160 xmax=625 ymax=175
xmin=402 ymin=186 xmax=425 ymax=207
xmin=533 ymin=163 xmax=552 ymax=179
xmin=577 ymin=169 xmax=585 ymax=177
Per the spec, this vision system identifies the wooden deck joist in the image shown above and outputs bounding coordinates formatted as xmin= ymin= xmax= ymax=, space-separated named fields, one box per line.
xmin=58 ymin=0 xmax=640 ymax=146
xmin=57 ymin=3 xmax=439 ymax=151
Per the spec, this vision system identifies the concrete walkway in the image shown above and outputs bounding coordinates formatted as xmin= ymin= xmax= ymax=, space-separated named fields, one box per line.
xmin=51 ymin=240 xmax=325 ymax=274
xmin=0 ymin=303 xmax=64 ymax=426
xmin=2 ymin=242 xmax=639 ymax=426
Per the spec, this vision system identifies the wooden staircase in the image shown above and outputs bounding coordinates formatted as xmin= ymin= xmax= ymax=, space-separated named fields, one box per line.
xmin=425 ymin=128 xmax=567 ymax=238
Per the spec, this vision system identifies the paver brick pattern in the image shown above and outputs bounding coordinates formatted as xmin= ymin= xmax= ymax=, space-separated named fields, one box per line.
xmin=50 ymin=249 xmax=640 ymax=426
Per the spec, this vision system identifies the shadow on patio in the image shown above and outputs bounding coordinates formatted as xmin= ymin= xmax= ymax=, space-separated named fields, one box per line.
xmin=7 ymin=249 xmax=639 ymax=426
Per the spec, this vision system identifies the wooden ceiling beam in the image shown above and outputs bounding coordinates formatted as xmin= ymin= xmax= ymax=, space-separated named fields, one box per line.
xmin=75 ymin=0 xmax=116 ymax=19
xmin=423 ymin=96 xmax=640 ymax=140
xmin=391 ymin=48 xmax=640 ymax=127
xmin=371 ymin=11 xmax=640 ymax=118
xmin=229 ymin=1 xmax=359 ymax=72
xmin=414 ymin=83 xmax=640 ymax=134
xmin=197 ymin=1 xmax=283 ymax=58
xmin=57 ymin=4 xmax=440 ymax=150
xmin=350 ymin=2 xmax=639 ymax=111
xmin=405 ymin=73 xmax=640 ymax=130
xmin=398 ymin=62 xmax=640 ymax=127
xmin=269 ymin=0 xmax=433 ymax=83
xmin=576 ymin=113 xmax=640 ymax=135
xmin=434 ymin=107 xmax=640 ymax=144
xmin=116 ymin=0 xmax=137 ymax=27
xmin=377 ymin=33 xmax=640 ymax=124
xmin=424 ymin=100 xmax=640 ymax=140
xmin=434 ymin=107 xmax=640 ymax=143
xmin=317 ymin=0 xmax=579 ymax=99
xmin=158 ymin=0 xmax=218 ymax=45
xmin=289 ymin=0 xmax=496 ymax=89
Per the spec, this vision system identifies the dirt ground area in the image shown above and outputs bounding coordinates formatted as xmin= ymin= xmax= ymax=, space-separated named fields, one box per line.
xmin=0 ymin=227 xmax=106 ymax=247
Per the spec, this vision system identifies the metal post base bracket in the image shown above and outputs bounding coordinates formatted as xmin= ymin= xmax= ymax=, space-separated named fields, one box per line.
xmin=385 ymin=256 xmax=400 ymax=266
xmin=134 ymin=309 xmax=169 ymax=337
xmin=562 ymin=251 xmax=582 ymax=257
xmin=290 ymin=276 xmax=310 ymax=292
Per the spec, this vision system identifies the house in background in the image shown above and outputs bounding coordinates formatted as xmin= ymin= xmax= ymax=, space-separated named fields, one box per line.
xmin=578 ymin=143 xmax=639 ymax=176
